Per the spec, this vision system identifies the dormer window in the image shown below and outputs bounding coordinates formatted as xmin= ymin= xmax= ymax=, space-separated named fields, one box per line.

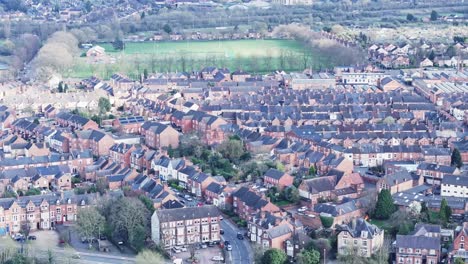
xmin=462 ymin=236 xmax=465 ymax=242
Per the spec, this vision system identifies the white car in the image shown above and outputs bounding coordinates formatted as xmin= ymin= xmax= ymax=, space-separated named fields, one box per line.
xmin=297 ymin=207 xmax=307 ymax=212
xmin=212 ymin=256 xmax=224 ymax=261
xmin=180 ymin=246 xmax=187 ymax=252
xmin=226 ymin=244 xmax=232 ymax=251
xmin=172 ymin=246 xmax=181 ymax=253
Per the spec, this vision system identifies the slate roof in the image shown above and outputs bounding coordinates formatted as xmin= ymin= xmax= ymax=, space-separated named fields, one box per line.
xmin=395 ymin=234 xmax=440 ymax=250
xmin=442 ymin=175 xmax=468 ymax=187
xmin=155 ymin=205 xmax=220 ymax=222
xmin=337 ymin=218 xmax=382 ymax=239
xmin=263 ymin=168 xmax=285 ymax=180
xmin=232 ymin=187 xmax=269 ymax=210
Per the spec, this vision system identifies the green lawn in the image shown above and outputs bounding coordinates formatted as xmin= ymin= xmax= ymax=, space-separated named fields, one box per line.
xmin=70 ymin=39 xmax=331 ymax=79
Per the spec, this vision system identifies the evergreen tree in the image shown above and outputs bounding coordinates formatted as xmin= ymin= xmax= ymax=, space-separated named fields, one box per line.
xmin=430 ymin=10 xmax=438 ymax=21
xmin=439 ymin=198 xmax=452 ymax=224
xmin=428 ymin=50 xmax=435 ymax=61
xmin=374 ymin=189 xmax=396 ymax=220
xmin=57 ymin=82 xmax=63 ymax=93
xmin=451 ymin=148 xmax=463 ymax=168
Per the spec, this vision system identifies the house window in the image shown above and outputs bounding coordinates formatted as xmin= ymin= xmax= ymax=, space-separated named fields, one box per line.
xmin=460 ymin=243 xmax=464 ymax=249
xmin=354 ymin=240 xmax=357 ymax=245
xmin=407 ymin=248 xmax=412 ymax=253
xmin=462 ymin=236 xmax=465 ymax=242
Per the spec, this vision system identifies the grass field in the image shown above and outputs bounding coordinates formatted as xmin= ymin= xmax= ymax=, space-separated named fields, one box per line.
xmin=70 ymin=39 xmax=330 ymax=79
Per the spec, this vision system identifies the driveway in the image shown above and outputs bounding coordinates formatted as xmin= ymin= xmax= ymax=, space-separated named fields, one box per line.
xmin=221 ymin=220 xmax=253 ymax=264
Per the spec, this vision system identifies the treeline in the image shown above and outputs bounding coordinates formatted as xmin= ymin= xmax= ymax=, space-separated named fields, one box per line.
xmin=273 ymin=24 xmax=366 ymax=67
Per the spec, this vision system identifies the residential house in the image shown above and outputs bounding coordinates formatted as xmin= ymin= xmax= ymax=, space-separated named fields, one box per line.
xmin=232 ymin=187 xmax=280 ymax=221
xmin=377 ymin=169 xmax=420 ymax=195
xmin=395 ymin=234 xmax=440 ymax=264
xmin=441 ymin=174 xmax=468 ymax=198
xmin=263 ymin=168 xmax=294 ymax=190
xmin=337 ymin=218 xmax=384 ymax=258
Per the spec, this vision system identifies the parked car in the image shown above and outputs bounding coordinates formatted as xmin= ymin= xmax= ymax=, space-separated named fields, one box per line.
xmin=27 ymin=235 xmax=37 ymax=240
xmin=201 ymin=243 xmax=207 ymax=249
xmin=180 ymin=246 xmax=187 ymax=252
xmin=220 ymin=229 xmax=224 ymax=235
xmin=237 ymin=232 xmax=244 ymax=240
xmin=226 ymin=244 xmax=232 ymax=251
xmin=12 ymin=234 xmax=24 ymax=242
xmin=208 ymin=242 xmax=215 ymax=247
xmin=172 ymin=246 xmax=181 ymax=253
xmin=297 ymin=206 xmax=307 ymax=212
xmin=212 ymin=256 xmax=224 ymax=261
xmin=184 ymin=194 xmax=191 ymax=199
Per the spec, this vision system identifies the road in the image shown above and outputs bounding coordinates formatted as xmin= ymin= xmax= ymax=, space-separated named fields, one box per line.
xmin=0 ymin=240 xmax=136 ymax=264
xmin=221 ymin=220 xmax=253 ymax=264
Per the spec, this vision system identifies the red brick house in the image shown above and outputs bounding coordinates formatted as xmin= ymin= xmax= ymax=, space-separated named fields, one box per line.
xmin=450 ymin=222 xmax=468 ymax=262
xmin=143 ymin=123 xmax=179 ymax=149
xmin=232 ymin=187 xmax=280 ymax=221
xmin=263 ymin=168 xmax=294 ymax=190
xmin=109 ymin=143 xmax=136 ymax=168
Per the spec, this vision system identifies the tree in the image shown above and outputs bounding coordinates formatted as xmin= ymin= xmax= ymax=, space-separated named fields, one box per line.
xmin=374 ymin=189 xmax=396 ymax=220
xmin=113 ymin=39 xmax=125 ymax=51
xmin=138 ymin=195 xmax=155 ymax=214
xmin=163 ymin=24 xmax=172 ymax=34
xmin=439 ymin=198 xmax=452 ymax=224
xmin=106 ymin=197 xmax=150 ymax=252
xmin=84 ymin=0 xmax=92 ymax=13
xmin=308 ymin=165 xmax=316 ymax=177
xmin=261 ymin=249 xmax=287 ymax=264
xmin=454 ymin=257 xmax=465 ymax=264
xmin=98 ymin=97 xmax=111 ymax=115
xmin=428 ymin=50 xmax=435 ymax=61
xmin=446 ymin=45 xmax=457 ymax=58
xmin=283 ymin=186 xmax=300 ymax=204
xmin=320 ymin=216 xmax=334 ymax=228
xmin=143 ymin=69 xmax=148 ymax=80
xmin=430 ymin=10 xmax=438 ymax=21
xmin=57 ymin=82 xmax=64 ymax=93
xmin=451 ymin=148 xmax=463 ymax=168
xmin=136 ymin=250 xmax=163 ymax=264
xmin=406 ymin=14 xmax=416 ymax=21
xmin=297 ymin=248 xmax=320 ymax=264
xmin=76 ymin=207 xmax=105 ymax=248
xmin=217 ymin=139 xmax=245 ymax=164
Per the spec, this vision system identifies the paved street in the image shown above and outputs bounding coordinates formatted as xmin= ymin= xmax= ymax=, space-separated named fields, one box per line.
xmin=221 ymin=220 xmax=253 ymax=264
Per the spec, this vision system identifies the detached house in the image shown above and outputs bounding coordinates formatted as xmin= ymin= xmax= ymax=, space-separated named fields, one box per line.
xmin=263 ymin=168 xmax=294 ymax=190
xmin=337 ymin=218 xmax=384 ymax=258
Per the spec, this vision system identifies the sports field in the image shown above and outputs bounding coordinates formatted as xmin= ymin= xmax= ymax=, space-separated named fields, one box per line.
xmin=70 ymin=39 xmax=330 ymax=79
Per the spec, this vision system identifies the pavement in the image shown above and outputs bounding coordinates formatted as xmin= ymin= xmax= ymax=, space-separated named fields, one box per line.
xmin=221 ymin=220 xmax=253 ymax=264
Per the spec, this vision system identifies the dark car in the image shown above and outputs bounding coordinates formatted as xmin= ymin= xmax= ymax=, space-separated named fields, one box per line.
xmin=237 ymin=232 xmax=244 ymax=240
xmin=27 ymin=235 xmax=37 ymax=240
xmin=220 ymin=229 xmax=224 ymax=235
